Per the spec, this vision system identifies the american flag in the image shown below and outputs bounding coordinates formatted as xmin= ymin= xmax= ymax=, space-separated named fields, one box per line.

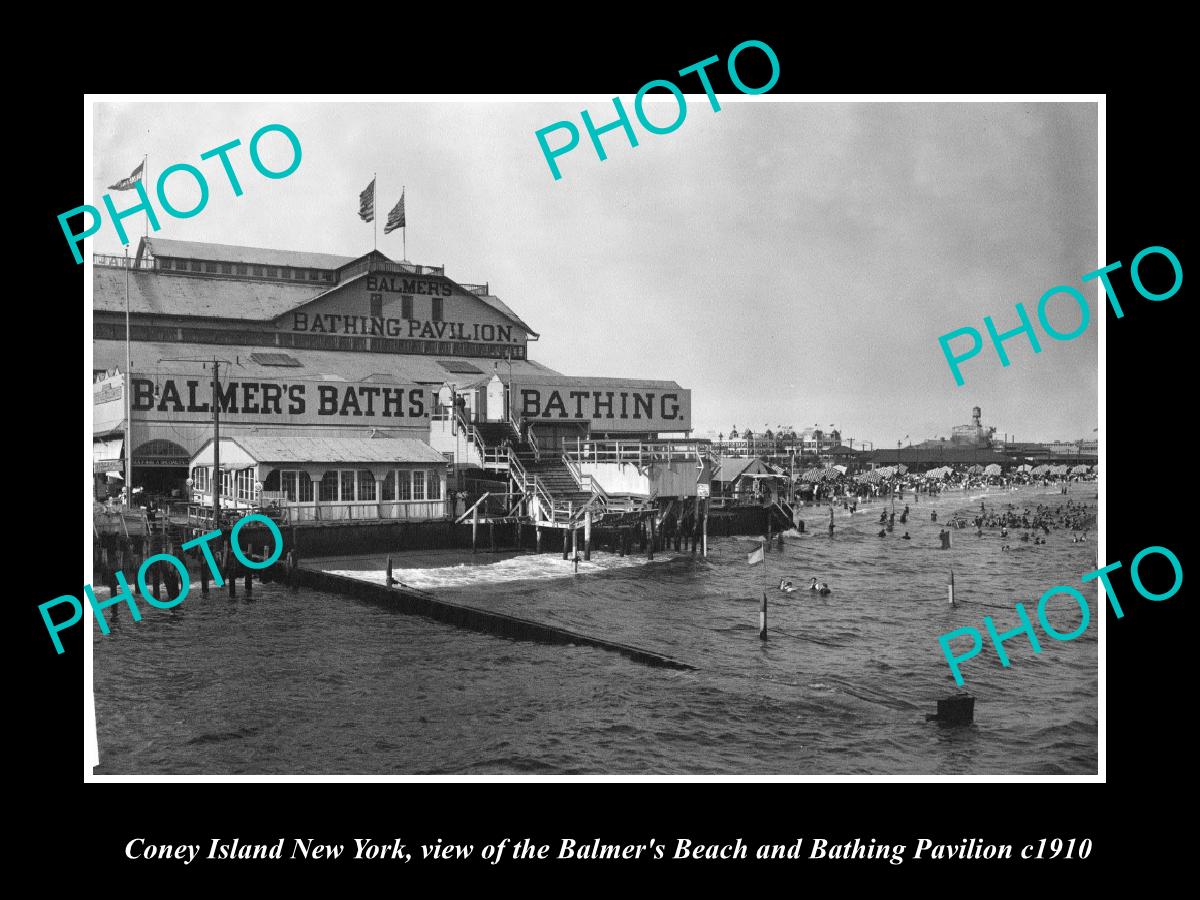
xmin=108 ymin=161 xmax=144 ymax=191
xmin=358 ymin=177 xmax=375 ymax=222
xmin=384 ymin=190 xmax=406 ymax=234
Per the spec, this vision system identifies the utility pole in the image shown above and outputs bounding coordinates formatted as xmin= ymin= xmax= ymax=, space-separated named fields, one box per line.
xmin=212 ymin=359 xmax=221 ymax=527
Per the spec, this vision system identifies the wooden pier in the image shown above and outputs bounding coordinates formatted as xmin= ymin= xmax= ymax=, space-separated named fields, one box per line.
xmin=296 ymin=566 xmax=697 ymax=672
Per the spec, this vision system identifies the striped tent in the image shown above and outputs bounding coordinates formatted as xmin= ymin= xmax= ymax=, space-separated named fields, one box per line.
xmin=1070 ymin=464 xmax=1090 ymax=475
xmin=1031 ymin=464 xmax=1050 ymax=476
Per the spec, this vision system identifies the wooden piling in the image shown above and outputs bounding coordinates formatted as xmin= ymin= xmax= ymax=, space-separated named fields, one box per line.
xmin=536 ymin=526 xmax=543 ymax=554
xmin=225 ymin=543 xmax=237 ymax=599
xmin=584 ymin=510 xmax=592 ymax=561
xmin=472 ymin=505 xmax=479 ymax=554
xmin=760 ymin=591 xmax=768 ymax=641
xmin=562 ymin=527 xmax=569 ymax=560
xmin=648 ymin=515 xmax=656 ymax=560
xmin=489 ymin=519 xmax=496 ymax=553
xmin=702 ymin=499 xmax=708 ymax=557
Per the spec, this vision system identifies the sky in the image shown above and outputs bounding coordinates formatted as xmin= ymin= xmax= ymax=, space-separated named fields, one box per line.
xmin=92 ymin=99 xmax=1098 ymax=446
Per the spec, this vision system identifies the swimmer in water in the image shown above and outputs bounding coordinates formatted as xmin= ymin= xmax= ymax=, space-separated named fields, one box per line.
xmin=778 ymin=577 xmax=797 ymax=593
xmin=877 ymin=528 xmax=887 ymax=538
xmin=902 ymin=532 xmax=911 ymax=540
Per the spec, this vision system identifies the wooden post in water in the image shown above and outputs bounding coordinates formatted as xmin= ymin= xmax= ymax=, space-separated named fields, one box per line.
xmin=225 ymin=540 xmax=237 ymax=599
xmin=536 ymin=526 xmax=543 ymax=554
xmin=760 ymin=591 xmax=768 ymax=641
xmin=516 ymin=520 xmax=523 ymax=551
xmin=489 ymin=519 xmax=496 ymax=553
xmin=618 ymin=527 xmax=626 ymax=557
xmin=571 ymin=523 xmax=578 ymax=560
xmin=648 ymin=515 xmax=656 ymax=560
xmin=702 ymin=499 xmax=708 ymax=557
xmin=199 ymin=536 xmax=210 ymax=595
xmin=472 ymin=505 xmax=479 ymax=554
xmin=562 ymin=527 xmax=569 ymax=560
xmin=584 ymin=509 xmax=592 ymax=561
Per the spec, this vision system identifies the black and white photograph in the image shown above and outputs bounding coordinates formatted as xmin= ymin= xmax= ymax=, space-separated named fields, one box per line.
xmin=83 ymin=96 xmax=1101 ymax=777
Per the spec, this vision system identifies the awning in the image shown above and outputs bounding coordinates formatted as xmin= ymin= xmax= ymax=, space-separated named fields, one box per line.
xmin=93 ymin=437 xmax=124 ymax=463
xmin=106 ymin=470 xmax=124 ymax=479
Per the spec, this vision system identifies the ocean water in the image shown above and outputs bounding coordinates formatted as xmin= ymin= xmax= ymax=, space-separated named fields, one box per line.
xmin=93 ymin=484 xmax=1098 ymax=774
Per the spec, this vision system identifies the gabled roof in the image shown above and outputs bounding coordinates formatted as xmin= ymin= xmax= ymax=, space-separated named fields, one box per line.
xmin=145 ymin=237 xmax=356 ymax=270
xmin=714 ymin=456 xmax=769 ymax=482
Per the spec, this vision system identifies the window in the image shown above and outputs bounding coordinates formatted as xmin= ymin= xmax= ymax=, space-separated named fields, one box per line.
xmin=253 ymin=266 xmax=264 ymax=277
xmin=309 ymin=270 xmax=319 ymax=281
xmin=266 ymin=267 xmax=278 ymax=278
xmin=357 ymin=469 xmax=375 ymax=501
xmin=298 ymin=471 xmax=313 ymax=502
xmin=205 ymin=262 xmax=218 ymax=273
xmin=175 ymin=259 xmax=188 ymax=271
xmin=319 ymin=470 xmax=338 ymax=501
xmin=370 ymin=294 xmax=383 ymax=318
xmin=281 ymin=470 xmax=296 ymax=501
xmin=428 ymin=471 xmax=441 ymax=500
xmin=191 ymin=261 xmax=203 ymax=272
xmin=381 ymin=470 xmax=395 ymax=501
xmin=221 ymin=263 xmax=232 ymax=274
xmin=340 ymin=470 xmax=356 ymax=501
xmin=237 ymin=265 xmax=247 ymax=275
xmin=431 ymin=297 xmax=444 ymax=322
xmin=412 ymin=470 xmax=426 ymax=501
xmin=401 ymin=295 xmax=413 ymax=319
xmin=322 ymin=272 xmax=333 ymax=282
xmin=398 ymin=469 xmax=412 ymax=501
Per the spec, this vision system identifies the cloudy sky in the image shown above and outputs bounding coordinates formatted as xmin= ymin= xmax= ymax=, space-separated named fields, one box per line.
xmin=92 ymin=99 xmax=1097 ymax=445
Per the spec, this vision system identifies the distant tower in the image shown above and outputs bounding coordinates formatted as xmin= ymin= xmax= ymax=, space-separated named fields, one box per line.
xmin=971 ymin=406 xmax=982 ymax=428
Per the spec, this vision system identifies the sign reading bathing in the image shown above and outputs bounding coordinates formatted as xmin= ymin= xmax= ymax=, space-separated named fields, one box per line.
xmin=513 ymin=380 xmax=691 ymax=432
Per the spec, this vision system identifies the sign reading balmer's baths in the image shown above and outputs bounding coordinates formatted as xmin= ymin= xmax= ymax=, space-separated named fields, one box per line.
xmin=128 ymin=376 xmax=431 ymax=425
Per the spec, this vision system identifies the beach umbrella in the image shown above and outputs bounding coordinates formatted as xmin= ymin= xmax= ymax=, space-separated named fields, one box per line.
xmin=1016 ymin=464 xmax=1032 ymax=473
xmin=833 ymin=464 xmax=848 ymax=475
xmin=1071 ymin=464 xmax=1089 ymax=475
xmin=984 ymin=463 xmax=1002 ymax=476
xmin=967 ymin=464 xmax=983 ymax=475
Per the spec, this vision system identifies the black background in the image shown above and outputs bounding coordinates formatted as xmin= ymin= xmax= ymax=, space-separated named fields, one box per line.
xmin=21 ymin=23 xmax=1189 ymax=886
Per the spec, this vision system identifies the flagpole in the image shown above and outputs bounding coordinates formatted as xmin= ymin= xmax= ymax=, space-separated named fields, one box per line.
xmin=373 ymin=173 xmax=377 ymax=252
xmin=124 ymin=246 xmax=133 ymax=507
xmin=402 ymin=185 xmax=406 ymax=261
xmin=143 ymin=154 xmax=149 ymax=240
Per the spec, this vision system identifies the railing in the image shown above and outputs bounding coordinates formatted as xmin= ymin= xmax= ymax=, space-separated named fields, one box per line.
xmin=457 ymin=282 xmax=490 ymax=296
xmin=528 ymin=427 xmax=542 ymax=461
xmin=565 ymin=438 xmax=713 ymax=467
xmin=454 ymin=408 xmax=509 ymax=470
xmin=94 ymin=253 xmax=154 ymax=270
xmin=273 ymin=499 xmax=448 ymax=524
xmin=455 ymin=492 xmax=491 ymax=524
xmin=562 ymin=453 xmax=612 ymax=516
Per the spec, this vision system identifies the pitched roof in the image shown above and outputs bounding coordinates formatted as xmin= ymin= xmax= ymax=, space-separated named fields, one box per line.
xmin=94 ymin=266 xmax=324 ymax=320
xmin=145 ymin=237 xmax=356 ymax=271
xmin=197 ymin=436 xmax=446 ymax=465
xmin=714 ymin=456 xmax=768 ymax=482
xmin=508 ymin=375 xmax=685 ymax=390
xmin=93 ymin=339 xmax=563 ymax=384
